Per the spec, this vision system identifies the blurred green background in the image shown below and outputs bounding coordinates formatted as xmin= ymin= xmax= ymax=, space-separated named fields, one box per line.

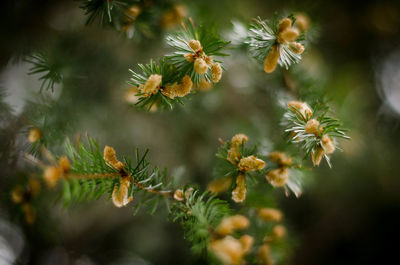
xmin=1 ymin=0 xmax=400 ymax=264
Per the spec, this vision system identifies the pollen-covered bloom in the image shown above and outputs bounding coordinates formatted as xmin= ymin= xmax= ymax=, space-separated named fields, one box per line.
xmin=162 ymin=75 xmax=192 ymax=99
xmin=238 ymin=155 xmax=266 ymax=172
xmin=209 ymin=235 xmax=253 ymax=265
xmin=216 ymin=214 xmax=250 ymax=236
xmin=232 ymin=173 xmax=246 ymax=203
xmin=257 ymin=208 xmax=283 ymax=222
xmin=112 ymin=177 xmax=133 ymax=208
xmin=211 ymin=63 xmax=222 ymax=83
xmin=139 ymin=74 xmax=162 ymax=97
xmin=312 ymin=135 xmax=336 ymax=166
xmin=266 ymin=151 xmax=302 ymax=197
xmin=288 ymin=101 xmax=313 ymax=120
xmin=227 ymin=134 xmax=248 ymax=165
xmin=28 ymin=128 xmax=41 ymax=143
xmin=43 ymin=156 xmax=71 ymax=188
xmin=104 ymin=146 xmax=125 ymax=170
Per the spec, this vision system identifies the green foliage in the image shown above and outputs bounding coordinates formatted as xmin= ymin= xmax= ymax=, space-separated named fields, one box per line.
xmin=166 ymin=20 xmax=230 ymax=85
xmin=247 ymin=16 xmax=305 ymax=70
xmin=25 ymin=53 xmax=63 ymax=92
xmin=171 ymin=190 xmax=230 ymax=254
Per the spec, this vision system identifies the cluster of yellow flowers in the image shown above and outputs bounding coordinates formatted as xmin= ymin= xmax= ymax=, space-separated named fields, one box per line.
xmin=266 ymin=151 xmax=293 ymax=188
xmin=184 ymin=39 xmax=223 ymax=90
xmin=10 ymin=178 xmax=41 ymax=224
xmin=256 ymin=208 xmax=287 ymax=265
xmin=226 ymin=134 xmax=266 ymax=203
xmin=264 ymin=15 xmax=308 ymax=74
xmin=288 ymin=101 xmax=336 ymax=166
xmin=209 ymin=215 xmax=253 ymax=265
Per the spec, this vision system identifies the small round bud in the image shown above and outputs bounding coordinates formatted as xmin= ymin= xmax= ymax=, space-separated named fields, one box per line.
xmin=112 ymin=177 xmax=133 ymax=208
xmin=231 ymin=134 xmax=248 ymax=146
xmin=189 ymin=39 xmax=202 ymax=51
xmin=184 ymin=53 xmax=195 ymax=62
xmin=173 ymin=189 xmax=184 ymax=201
xmin=216 ymin=214 xmax=250 ymax=235
xmin=211 ymin=63 xmax=222 ymax=83
xmin=305 ymin=119 xmax=321 ymax=135
xmin=322 ymin=135 xmax=335 ymax=154
xmin=207 ymin=176 xmax=233 ymax=194
xmin=257 ymin=244 xmax=273 ymax=265
xmin=209 ymin=236 xmax=244 ymax=265
xmin=291 ymin=42 xmax=305 ymax=54
xmin=257 ymin=208 xmax=283 ymax=222
xmin=311 ymin=147 xmax=324 ymax=166
xmin=44 ymin=166 xmax=62 ymax=188
xmin=288 ymin=101 xmax=313 ymax=120
xmin=142 ymin=74 xmax=162 ymax=96
xmin=278 ymin=18 xmax=292 ymax=33
xmin=239 ymin=235 xmax=254 ymax=254
xmin=28 ymin=128 xmax=41 ymax=143
xmin=194 ymin=58 xmax=208 ymax=74
xmin=295 ymin=13 xmax=310 ymax=32
xmin=266 ymin=167 xmax=289 ymax=187
xmin=271 ymin=225 xmax=287 ymax=240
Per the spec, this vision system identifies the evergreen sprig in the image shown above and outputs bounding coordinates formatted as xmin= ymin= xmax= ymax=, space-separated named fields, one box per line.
xmin=283 ymin=102 xmax=350 ymax=167
xmin=128 ymin=58 xmax=185 ymax=111
xmin=77 ymin=0 xmax=130 ymax=25
xmin=247 ymin=16 xmax=305 ymax=71
xmin=59 ymin=137 xmax=173 ymax=214
xmin=172 ymin=190 xmax=230 ymax=254
xmin=26 ymin=53 xmax=63 ymax=92
xmin=166 ymin=20 xmax=230 ymax=85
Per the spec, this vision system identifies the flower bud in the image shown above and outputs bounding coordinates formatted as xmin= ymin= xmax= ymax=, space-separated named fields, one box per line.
xmin=266 ymin=167 xmax=289 ymax=187
xmin=173 ymin=189 xmax=184 ymax=201
xmin=264 ymin=45 xmax=280 ymax=74
xmin=257 ymin=208 xmax=283 ymax=222
xmin=104 ymin=146 xmax=124 ymax=170
xmin=232 ymin=173 xmax=247 ymax=203
xmin=142 ymin=74 xmax=162 ymax=96
xmin=279 ymin=28 xmax=299 ymax=43
xmin=311 ymin=147 xmax=324 ymax=166
xmin=291 ymin=42 xmax=305 ymax=54
xmin=305 ymin=119 xmax=321 ymax=135
xmin=44 ymin=166 xmax=62 ymax=188
xmin=258 ymin=244 xmax=273 ymax=265
xmin=238 ymin=155 xmax=266 ymax=172
xmin=239 ymin=235 xmax=254 ymax=254
xmin=278 ymin=18 xmax=292 ymax=33
xmin=216 ymin=214 xmax=250 ymax=235
xmin=184 ymin=53 xmax=195 ymax=62
xmin=322 ymin=135 xmax=335 ymax=154
xmin=125 ymin=86 xmax=140 ymax=104
xmin=209 ymin=236 xmax=245 ymax=265
xmin=28 ymin=128 xmax=41 ymax=143
xmin=11 ymin=186 xmax=24 ymax=204
xmin=231 ymin=134 xmax=248 ymax=146
xmin=295 ymin=13 xmax=310 ymax=32
xmin=211 ymin=63 xmax=222 ymax=83
xmin=112 ymin=177 xmax=133 ymax=207
xmin=195 ymin=78 xmax=212 ymax=91
xmin=271 ymin=224 xmax=286 ymax=240
xmin=194 ymin=58 xmax=208 ymax=74
xmin=59 ymin=156 xmax=70 ymax=173
xmin=288 ymin=101 xmax=313 ymax=120
xmin=189 ymin=39 xmax=202 ymax=52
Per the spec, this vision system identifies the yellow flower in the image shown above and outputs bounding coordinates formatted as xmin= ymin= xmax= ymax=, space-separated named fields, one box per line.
xmin=189 ymin=39 xmax=202 ymax=52
xmin=216 ymin=214 xmax=250 ymax=235
xmin=238 ymin=155 xmax=266 ymax=172
xmin=11 ymin=186 xmax=24 ymax=204
xmin=125 ymin=86 xmax=140 ymax=104
xmin=294 ymin=13 xmax=310 ymax=32
xmin=194 ymin=77 xmax=213 ymax=91
xmin=305 ymin=119 xmax=321 ymax=135
xmin=211 ymin=63 xmax=222 ymax=83
xmin=264 ymin=44 xmax=280 ymax=74
xmin=44 ymin=166 xmax=63 ymax=188
xmin=231 ymin=134 xmax=248 ymax=146
xmin=104 ymin=146 xmax=125 ymax=170
xmin=239 ymin=235 xmax=254 ymax=253
xmin=112 ymin=177 xmax=133 ymax=208
xmin=257 ymin=244 xmax=273 ymax=265
xmin=288 ymin=100 xmax=313 ymax=120
xmin=266 ymin=167 xmax=289 ymax=187
xmin=322 ymin=135 xmax=335 ymax=154
xmin=257 ymin=208 xmax=283 ymax=222
xmin=209 ymin=236 xmax=245 ymax=265
xmin=232 ymin=173 xmax=247 ymax=203
xmin=28 ymin=128 xmax=41 ymax=143
xmin=194 ymin=58 xmax=209 ymax=74
xmin=140 ymin=74 xmax=162 ymax=96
